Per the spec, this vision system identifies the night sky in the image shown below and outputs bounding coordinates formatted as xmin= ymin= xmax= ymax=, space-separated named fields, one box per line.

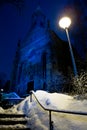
xmin=0 ymin=0 xmax=86 ymax=80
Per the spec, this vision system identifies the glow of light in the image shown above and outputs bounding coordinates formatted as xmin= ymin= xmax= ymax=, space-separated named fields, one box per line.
xmin=59 ymin=17 xmax=71 ymax=29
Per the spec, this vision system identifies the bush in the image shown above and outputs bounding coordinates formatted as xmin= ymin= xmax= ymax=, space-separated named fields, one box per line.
xmin=70 ymin=72 xmax=87 ymax=95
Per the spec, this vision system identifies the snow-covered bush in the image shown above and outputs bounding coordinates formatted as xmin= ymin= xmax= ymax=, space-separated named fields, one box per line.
xmin=71 ymin=72 xmax=87 ymax=95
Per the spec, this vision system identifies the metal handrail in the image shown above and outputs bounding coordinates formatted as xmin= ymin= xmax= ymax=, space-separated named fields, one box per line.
xmin=30 ymin=91 xmax=87 ymax=130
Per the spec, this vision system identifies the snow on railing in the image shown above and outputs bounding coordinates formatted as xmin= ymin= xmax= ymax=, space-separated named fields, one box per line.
xmin=30 ymin=91 xmax=87 ymax=130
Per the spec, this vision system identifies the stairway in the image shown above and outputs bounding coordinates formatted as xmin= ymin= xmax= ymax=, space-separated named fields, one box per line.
xmin=0 ymin=113 xmax=31 ymax=130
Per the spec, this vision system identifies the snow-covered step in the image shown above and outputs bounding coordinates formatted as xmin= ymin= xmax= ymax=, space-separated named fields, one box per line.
xmin=0 ymin=113 xmax=31 ymax=130
xmin=0 ymin=125 xmax=30 ymax=130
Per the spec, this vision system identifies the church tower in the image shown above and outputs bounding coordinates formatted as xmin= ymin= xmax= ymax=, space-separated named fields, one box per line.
xmin=10 ymin=6 xmax=72 ymax=96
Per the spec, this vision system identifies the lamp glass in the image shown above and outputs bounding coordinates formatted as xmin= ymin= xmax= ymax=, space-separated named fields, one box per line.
xmin=59 ymin=17 xmax=71 ymax=29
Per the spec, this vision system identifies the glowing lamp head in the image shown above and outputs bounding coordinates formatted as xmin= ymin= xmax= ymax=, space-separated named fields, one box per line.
xmin=59 ymin=17 xmax=71 ymax=29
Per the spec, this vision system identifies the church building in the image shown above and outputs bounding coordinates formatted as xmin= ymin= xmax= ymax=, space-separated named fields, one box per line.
xmin=10 ymin=6 xmax=73 ymax=96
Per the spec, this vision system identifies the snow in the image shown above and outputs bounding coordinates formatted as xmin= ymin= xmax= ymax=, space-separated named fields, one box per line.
xmin=0 ymin=107 xmax=4 ymax=113
xmin=0 ymin=90 xmax=87 ymax=130
xmin=34 ymin=90 xmax=73 ymax=110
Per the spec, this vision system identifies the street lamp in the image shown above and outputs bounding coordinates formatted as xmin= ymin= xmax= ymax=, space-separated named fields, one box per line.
xmin=59 ymin=17 xmax=78 ymax=76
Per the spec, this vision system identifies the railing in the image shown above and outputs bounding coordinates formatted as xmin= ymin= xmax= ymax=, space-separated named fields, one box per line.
xmin=30 ymin=91 xmax=87 ymax=130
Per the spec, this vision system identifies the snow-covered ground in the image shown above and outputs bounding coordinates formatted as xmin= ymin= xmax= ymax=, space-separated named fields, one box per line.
xmin=0 ymin=90 xmax=87 ymax=130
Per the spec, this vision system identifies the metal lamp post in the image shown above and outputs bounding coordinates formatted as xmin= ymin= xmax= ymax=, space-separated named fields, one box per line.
xmin=59 ymin=17 xmax=78 ymax=76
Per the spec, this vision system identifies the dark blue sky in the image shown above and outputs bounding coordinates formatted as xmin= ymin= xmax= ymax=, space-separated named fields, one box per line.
xmin=0 ymin=0 xmax=86 ymax=79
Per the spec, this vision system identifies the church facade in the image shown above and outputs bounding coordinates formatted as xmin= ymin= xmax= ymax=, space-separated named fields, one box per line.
xmin=10 ymin=7 xmax=72 ymax=96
